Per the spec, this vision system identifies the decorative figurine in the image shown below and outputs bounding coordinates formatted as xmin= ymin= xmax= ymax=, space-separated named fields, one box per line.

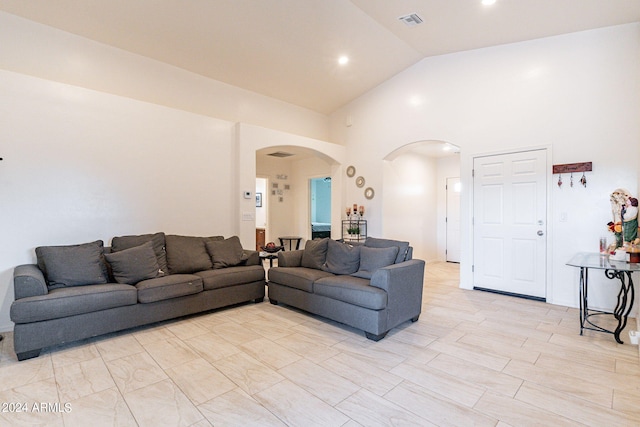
xmin=622 ymin=197 xmax=638 ymax=243
xmin=609 ymin=188 xmax=639 ymax=248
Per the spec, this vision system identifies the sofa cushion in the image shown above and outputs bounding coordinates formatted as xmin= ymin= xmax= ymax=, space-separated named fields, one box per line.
xmin=111 ymin=232 xmax=168 ymax=275
xmin=322 ymin=239 xmax=360 ymax=275
xmin=301 ymin=238 xmax=329 ymax=270
xmin=195 ymin=265 xmax=265 ymax=290
xmin=35 ymin=240 xmax=109 ymax=289
xmin=314 ymin=275 xmax=388 ymax=310
xmin=205 ymin=236 xmax=247 ymax=269
xmin=104 ymin=241 xmax=160 ymax=285
xmin=135 ymin=274 xmax=203 ymax=303
xmin=165 ymin=235 xmax=222 ymax=274
xmin=10 ymin=283 xmax=137 ymax=323
xmin=364 ymin=237 xmax=410 ymax=264
xmin=351 ymin=246 xmax=399 ymax=280
xmin=267 ymin=267 xmax=335 ymax=293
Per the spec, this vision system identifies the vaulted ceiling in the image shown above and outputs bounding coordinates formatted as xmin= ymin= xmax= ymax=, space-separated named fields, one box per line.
xmin=1 ymin=0 xmax=638 ymax=114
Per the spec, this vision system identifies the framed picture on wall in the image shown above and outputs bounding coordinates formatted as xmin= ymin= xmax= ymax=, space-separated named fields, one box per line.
xmin=256 ymin=192 xmax=262 ymax=207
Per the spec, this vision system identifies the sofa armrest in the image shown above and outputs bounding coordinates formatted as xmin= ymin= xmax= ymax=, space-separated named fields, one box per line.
xmin=243 ymin=250 xmax=261 ymax=266
xmin=14 ymin=264 xmax=48 ymax=300
xmin=277 ymin=250 xmax=303 ymax=267
xmin=370 ymin=259 xmax=425 ymax=326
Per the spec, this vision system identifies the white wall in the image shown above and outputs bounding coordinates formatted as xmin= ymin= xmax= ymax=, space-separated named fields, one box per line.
xmin=0 ymin=11 xmax=329 ymax=141
xmin=330 ymin=23 xmax=640 ymax=310
xmin=0 ymin=70 xmax=238 ymax=330
xmin=382 ymin=152 xmax=438 ymax=262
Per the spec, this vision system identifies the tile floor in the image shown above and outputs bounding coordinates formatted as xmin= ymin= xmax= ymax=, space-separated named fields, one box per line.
xmin=0 ymin=262 xmax=638 ymax=426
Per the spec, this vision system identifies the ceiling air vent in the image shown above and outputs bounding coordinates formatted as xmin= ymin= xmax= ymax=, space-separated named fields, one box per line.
xmin=267 ymin=151 xmax=294 ymax=158
xmin=398 ymin=13 xmax=423 ymax=27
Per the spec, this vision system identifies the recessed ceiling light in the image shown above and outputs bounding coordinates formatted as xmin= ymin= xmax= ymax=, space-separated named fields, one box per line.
xmin=338 ymin=56 xmax=349 ymax=65
xmin=409 ymin=95 xmax=423 ymax=106
xmin=482 ymin=0 xmax=496 ymax=5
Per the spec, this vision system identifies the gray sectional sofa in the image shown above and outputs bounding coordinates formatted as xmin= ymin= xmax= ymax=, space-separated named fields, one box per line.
xmin=267 ymin=237 xmax=425 ymax=341
xmin=11 ymin=233 xmax=265 ymax=361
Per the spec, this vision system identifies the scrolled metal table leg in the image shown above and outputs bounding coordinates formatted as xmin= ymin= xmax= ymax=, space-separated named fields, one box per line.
xmin=579 ymin=267 xmax=587 ymax=335
xmin=605 ymin=270 xmax=635 ymax=344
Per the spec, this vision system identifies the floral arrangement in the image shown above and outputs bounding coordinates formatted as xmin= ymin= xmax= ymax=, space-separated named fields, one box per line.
xmin=607 ymin=221 xmax=623 ymax=249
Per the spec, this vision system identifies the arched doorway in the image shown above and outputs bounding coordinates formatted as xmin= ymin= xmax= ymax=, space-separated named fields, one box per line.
xmin=383 ymin=140 xmax=460 ymax=263
xmin=235 ymin=123 xmax=346 ymax=250
xmin=256 ymin=145 xmax=337 ymax=247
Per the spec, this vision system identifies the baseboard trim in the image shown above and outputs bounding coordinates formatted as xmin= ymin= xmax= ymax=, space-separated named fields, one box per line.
xmin=473 ymin=286 xmax=546 ymax=302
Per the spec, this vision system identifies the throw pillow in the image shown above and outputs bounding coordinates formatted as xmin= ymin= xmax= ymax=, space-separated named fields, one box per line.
xmin=111 ymin=232 xmax=168 ymax=275
xmin=351 ymin=246 xmax=399 ymax=279
xmin=322 ymin=239 xmax=361 ymax=275
xmin=301 ymin=238 xmax=329 ymax=270
xmin=165 ymin=235 xmax=221 ymax=274
xmin=104 ymin=241 xmax=160 ymax=285
xmin=35 ymin=240 xmax=109 ymax=289
xmin=364 ymin=237 xmax=410 ymax=264
xmin=206 ymin=236 xmax=247 ymax=269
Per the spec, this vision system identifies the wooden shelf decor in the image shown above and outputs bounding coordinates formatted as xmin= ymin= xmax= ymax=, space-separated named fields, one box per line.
xmin=552 ymin=162 xmax=592 ymax=174
xmin=553 ymin=161 xmax=592 ymax=188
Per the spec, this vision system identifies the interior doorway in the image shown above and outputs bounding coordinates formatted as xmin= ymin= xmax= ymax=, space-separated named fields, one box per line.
xmin=310 ymin=177 xmax=332 ymax=239
xmin=446 ymin=177 xmax=461 ymax=263
xmin=255 ymin=177 xmax=268 ymax=250
xmin=382 ymin=140 xmax=460 ymax=262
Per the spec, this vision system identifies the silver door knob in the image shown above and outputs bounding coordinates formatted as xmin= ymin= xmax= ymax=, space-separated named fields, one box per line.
xmin=537 ymin=230 xmax=544 ymax=236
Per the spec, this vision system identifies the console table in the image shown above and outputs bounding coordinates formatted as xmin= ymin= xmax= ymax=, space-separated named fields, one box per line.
xmin=278 ymin=236 xmax=302 ymax=251
xmin=566 ymin=252 xmax=639 ymax=344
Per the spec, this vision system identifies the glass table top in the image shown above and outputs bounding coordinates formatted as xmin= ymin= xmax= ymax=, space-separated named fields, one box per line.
xmin=567 ymin=252 xmax=640 ymax=272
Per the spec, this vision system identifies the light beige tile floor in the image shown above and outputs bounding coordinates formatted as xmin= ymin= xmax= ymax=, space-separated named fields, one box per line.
xmin=0 ymin=261 xmax=638 ymax=426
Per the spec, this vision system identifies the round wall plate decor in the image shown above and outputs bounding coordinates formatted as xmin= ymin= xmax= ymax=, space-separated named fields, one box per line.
xmin=355 ymin=176 xmax=365 ymax=188
xmin=364 ymin=187 xmax=375 ymax=200
xmin=346 ymin=166 xmax=356 ymax=177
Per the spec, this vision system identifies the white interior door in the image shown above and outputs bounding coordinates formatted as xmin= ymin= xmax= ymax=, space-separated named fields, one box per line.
xmin=446 ymin=177 xmax=461 ymax=263
xmin=473 ymin=150 xmax=547 ymax=299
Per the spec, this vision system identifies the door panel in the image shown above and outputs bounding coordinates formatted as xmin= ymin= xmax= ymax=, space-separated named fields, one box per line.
xmin=473 ymin=150 xmax=547 ymax=299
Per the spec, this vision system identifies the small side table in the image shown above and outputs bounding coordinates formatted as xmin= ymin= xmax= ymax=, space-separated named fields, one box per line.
xmin=259 ymin=252 xmax=279 ymax=268
xmin=278 ymin=236 xmax=302 ymax=251
xmin=259 ymin=245 xmax=284 ymax=268
xmin=566 ymin=252 xmax=639 ymax=344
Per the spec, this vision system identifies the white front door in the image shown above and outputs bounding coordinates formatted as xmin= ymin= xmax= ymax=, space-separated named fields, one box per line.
xmin=473 ymin=149 xmax=547 ymax=299
xmin=446 ymin=177 xmax=461 ymax=263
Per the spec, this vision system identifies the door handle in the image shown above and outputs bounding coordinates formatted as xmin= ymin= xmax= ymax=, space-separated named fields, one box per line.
xmin=537 ymin=230 xmax=544 ymax=236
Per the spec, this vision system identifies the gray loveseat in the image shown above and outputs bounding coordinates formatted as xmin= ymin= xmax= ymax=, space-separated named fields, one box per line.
xmin=267 ymin=237 xmax=425 ymax=341
xmin=11 ymin=233 xmax=265 ymax=361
